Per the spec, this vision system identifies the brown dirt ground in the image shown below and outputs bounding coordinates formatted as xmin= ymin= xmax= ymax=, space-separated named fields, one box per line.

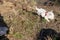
xmin=0 ymin=0 xmax=60 ymax=40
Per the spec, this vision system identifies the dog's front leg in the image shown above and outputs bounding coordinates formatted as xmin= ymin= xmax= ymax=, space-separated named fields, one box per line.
xmin=45 ymin=17 xmax=50 ymax=22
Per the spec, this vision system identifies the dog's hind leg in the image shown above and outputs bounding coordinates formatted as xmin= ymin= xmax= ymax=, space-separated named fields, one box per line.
xmin=45 ymin=17 xmax=50 ymax=22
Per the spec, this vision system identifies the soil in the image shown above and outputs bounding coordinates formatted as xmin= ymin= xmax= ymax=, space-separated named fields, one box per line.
xmin=0 ymin=0 xmax=60 ymax=40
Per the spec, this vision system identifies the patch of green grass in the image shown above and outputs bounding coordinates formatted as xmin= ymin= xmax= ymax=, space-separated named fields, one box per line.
xmin=14 ymin=32 xmax=23 ymax=39
xmin=42 ymin=18 xmax=46 ymax=23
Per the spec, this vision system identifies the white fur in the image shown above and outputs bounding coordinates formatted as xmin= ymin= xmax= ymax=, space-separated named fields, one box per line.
xmin=36 ymin=7 xmax=54 ymax=22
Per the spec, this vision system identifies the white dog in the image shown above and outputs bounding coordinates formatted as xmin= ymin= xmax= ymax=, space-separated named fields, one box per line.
xmin=36 ymin=7 xmax=54 ymax=22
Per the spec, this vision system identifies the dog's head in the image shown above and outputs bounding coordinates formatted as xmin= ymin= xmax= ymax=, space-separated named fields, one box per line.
xmin=47 ymin=10 xmax=54 ymax=20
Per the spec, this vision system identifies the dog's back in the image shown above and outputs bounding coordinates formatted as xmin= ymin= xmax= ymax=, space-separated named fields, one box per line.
xmin=35 ymin=7 xmax=46 ymax=17
xmin=37 ymin=29 xmax=58 ymax=40
xmin=40 ymin=29 xmax=57 ymax=38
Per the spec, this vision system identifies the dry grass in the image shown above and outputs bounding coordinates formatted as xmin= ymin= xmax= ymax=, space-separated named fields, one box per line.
xmin=0 ymin=0 xmax=60 ymax=40
xmin=0 ymin=0 xmax=39 ymax=40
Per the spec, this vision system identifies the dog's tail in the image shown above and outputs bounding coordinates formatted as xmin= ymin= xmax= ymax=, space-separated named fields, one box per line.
xmin=35 ymin=6 xmax=40 ymax=10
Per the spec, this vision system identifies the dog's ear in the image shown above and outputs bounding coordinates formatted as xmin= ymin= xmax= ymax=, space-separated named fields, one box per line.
xmin=35 ymin=7 xmax=38 ymax=10
xmin=35 ymin=6 xmax=40 ymax=10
